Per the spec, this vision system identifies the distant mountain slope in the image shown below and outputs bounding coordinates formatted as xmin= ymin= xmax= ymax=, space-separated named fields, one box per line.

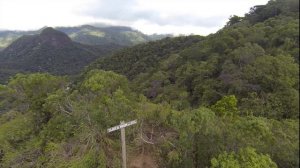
xmin=0 ymin=30 xmax=36 ymax=50
xmin=57 ymin=25 xmax=167 ymax=46
xmin=0 ymin=27 xmax=121 ymax=83
xmin=0 ymin=25 xmax=171 ymax=50
xmin=87 ymin=36 xmax=204 ymax=79
xmin=89 ymin=0 xmax=299 ymax=119
xmin=0 ymin=1 xmax=298 ymax=168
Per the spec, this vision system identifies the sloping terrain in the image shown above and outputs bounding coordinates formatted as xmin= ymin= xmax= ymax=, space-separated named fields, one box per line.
xmin=57 ymin=25 xmax=170 ymax=46
xmin=87 ymin=36 xmax=203 ymax=79
xmin=89 ymin=0 xmax=299 ymax=119
xmin=0 ymin=0 xmax=298 ymax=168
xmin=0 ymin=25 xmax=171 ymax=50
xmin=0 ymin=30 xmax=37 ymax=50
xmin=0 ymin=27 xmax=121 ymax=83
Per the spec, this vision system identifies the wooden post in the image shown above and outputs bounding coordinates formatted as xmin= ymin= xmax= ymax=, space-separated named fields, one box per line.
xmin=120 ymin=121 xmax=127 ymax=168
xmin=107 ymin=120 xmax=137 ymax=168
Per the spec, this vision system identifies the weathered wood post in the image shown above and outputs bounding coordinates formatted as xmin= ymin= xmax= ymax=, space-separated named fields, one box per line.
xmin=107 ymin=120 xmax=137 ymax=168
xmin=120 ymin=121 xmax=127 ymax=168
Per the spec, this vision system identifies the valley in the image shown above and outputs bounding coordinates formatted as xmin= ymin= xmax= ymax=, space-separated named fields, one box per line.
xmin=0 ymin=0 xmax=299 ymax=167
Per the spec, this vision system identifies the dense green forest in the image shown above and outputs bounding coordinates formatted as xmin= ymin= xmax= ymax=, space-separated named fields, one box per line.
xmin=90 ymin=0 xmax=299 ymax=120
xmin=0 ymin=28 xmax=122 ymax=83
xmin=0 ymin=0 xmax=299 ymax=167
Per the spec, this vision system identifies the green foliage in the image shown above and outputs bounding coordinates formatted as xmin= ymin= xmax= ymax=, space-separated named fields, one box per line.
xmin=88 ymin=0 xmax=300 ymax=120
xmin=242 ymin=55 xmax=299 ymax=118
xmin=211 ymin=95 xmax=238 ymax=117
xmin=0 ymin=0 xmax=299 ymax=167
xmin=0 ymin=84 xmax=9 ymax=112
xmin=245 ymin=0 xmax=299 ymax=24
xmin=0 ymin=28 xmax=121 ymax=84
xmin=7 ymin=73 xmax=67 ymax=128
xmin=69 ymin=149 xmax=101 ymax=168
xmin=226 ymin=15 xmax=243 ymax=27
xmin=39 ymin=114 xmax=75 ymax=143
xmin=211 ymin=151 xmax=240 ymax=168
xmin=78 ymin=70 xmax=136 ymax=130
xmin=0 ymin=114 xmax=33 ymax=150
xmin=211 ymin=147 xmax=277 ymax=168
xmin=244 ymin=55 xmax=298 ymax=91
xmin=0 ymin=113 xmax=34 ymax=167
xmin=81 ymin=69 xmax=129 ymax=93
xmin=88 ymin=36 xmax=203 ymax=79
xmin=0 ymin=72 xmax=298 ymax=168
xmin=8 ymin=73 xmax=65 ymax=102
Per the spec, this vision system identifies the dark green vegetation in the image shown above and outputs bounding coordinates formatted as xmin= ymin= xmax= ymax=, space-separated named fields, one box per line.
xmin=0 ymin=0 xmax=299 ymax=167
xmin=0 ymin=25 xmax=170 ymax=50
xmin=0 ymin=28 xmax=121 ymax=83
xmin=87 ymin=36 xmax=203 ymax=79
xmin=90 ymin=0 xmax=299 ymax=120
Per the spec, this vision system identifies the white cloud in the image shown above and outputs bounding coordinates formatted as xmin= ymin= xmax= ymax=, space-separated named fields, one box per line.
xmin=0 ymin=0 xmax=270 ymax=35
xmin=132 ymin=20 xmax=220 ymax=35
xmin=0 ymin=0 xmax=96 ymax=30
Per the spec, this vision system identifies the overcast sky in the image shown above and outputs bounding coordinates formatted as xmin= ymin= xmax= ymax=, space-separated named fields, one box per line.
xmin=0 ymin=0 xmax=269 ymax=35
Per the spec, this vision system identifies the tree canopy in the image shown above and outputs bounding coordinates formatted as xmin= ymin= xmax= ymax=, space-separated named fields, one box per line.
xmin=0 ymin=0 xmax=299 ymax=167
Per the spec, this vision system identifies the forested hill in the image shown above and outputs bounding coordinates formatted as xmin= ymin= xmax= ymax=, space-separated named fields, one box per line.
xmin=87 ymin=35 xmax=204 ymax=79
xmin=0 ymin=27 xmax=121 ymax=83
xmin=0 ymin=0 xmax=299 ymax=168
xmin=89 ymin=0 xmax=299 ymax=119
xmin=0 ymin=25 xmax=171 ymax=50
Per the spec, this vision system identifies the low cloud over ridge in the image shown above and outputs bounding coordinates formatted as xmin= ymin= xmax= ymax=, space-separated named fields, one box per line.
xmin=0 ymin=0 xmax=269 ymax=35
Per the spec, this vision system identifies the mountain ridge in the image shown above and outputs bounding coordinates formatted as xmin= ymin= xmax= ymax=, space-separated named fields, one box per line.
xmin=0 ymin=0 xmax=298 ymax=167
xmin=0 ymin=25 xmax=172 ymax=50
xmin=0 ymin=27 xmax=122 ymax=83
xmin=88 ymin=0 xmax=299 ymax=119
